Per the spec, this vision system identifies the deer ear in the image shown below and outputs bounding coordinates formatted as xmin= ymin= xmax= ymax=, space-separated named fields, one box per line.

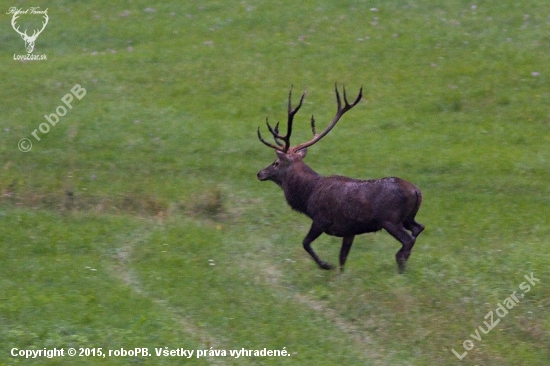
xmin=275 ymin=150 xmax=291 ymax=162
xmin=296 ymin=148 xmax=307 ymax=159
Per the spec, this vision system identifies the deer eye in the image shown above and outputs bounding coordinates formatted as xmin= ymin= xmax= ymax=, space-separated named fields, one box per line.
xmin=273 ymin=161 xmax=280 ymax=167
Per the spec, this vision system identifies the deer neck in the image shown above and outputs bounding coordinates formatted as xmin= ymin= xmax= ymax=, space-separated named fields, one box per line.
xmin=281 ymin=163 xmax=320 ymax=215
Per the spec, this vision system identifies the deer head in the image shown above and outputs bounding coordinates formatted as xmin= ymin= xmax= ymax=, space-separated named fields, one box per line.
xmin=11 ymin=13 xmax=49 ymax=53
xmin=257 ymin=84 xmax=362 ymax=183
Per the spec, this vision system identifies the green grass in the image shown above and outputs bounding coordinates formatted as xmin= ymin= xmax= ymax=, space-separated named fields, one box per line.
xmin=1 ymin=0 xmax=549 ymax=365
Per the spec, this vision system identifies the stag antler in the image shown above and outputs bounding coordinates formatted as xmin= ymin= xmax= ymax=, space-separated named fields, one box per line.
xmin=257 ymin=85 xmax=306 ymax=153
xmin=11 ymin=12 xmax=49 ymax=53
xmin=291 ymin=84 xmax=362 ymax=153
xmin=257 ymin=84 xmax=362 ymax=154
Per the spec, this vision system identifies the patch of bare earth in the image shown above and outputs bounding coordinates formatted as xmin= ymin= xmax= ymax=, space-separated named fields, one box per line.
xmin=256 ymin=261 xmax=385 ymax=365
xmin=110 ymin=230 xmax=227 ymax=366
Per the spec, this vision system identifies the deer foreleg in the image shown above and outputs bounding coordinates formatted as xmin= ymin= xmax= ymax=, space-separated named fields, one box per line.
xmin=339 ymin=236 xmax=355 ymax=271
xmin=303 ymin=223 xmax=333 ymax=270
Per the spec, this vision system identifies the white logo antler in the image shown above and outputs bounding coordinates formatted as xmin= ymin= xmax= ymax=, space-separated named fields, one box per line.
xmin=11 ymin=12 xmax=49 ymax=53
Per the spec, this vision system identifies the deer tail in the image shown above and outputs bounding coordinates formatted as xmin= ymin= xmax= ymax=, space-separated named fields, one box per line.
xmin=413 ymin=189 xmax=422 ymax=215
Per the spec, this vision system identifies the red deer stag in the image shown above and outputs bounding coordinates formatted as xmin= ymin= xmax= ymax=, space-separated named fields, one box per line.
xmin=257 ymin=85 xmax=424 ymax=273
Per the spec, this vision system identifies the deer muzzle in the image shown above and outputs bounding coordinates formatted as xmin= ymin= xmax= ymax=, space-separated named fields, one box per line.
xmin=257 ymin=169 xmax=269 ymax=181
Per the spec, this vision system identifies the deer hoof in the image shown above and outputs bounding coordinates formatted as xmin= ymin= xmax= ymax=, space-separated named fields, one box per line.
xmin=319 ymin=261 xmax=334 ymax=270
xmin=397 ymin=262 xmax=406 ymax=274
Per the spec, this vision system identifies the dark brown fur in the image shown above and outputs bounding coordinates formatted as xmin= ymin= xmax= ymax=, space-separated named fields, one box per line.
xmin=258 ymin=150 xmax=424 ymax=272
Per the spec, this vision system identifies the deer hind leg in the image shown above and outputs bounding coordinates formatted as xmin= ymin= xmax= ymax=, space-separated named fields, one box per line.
xmin=339 ymin=236 xmax=355 ymax=272
xmin=303 ymin=223 xmax=334 ymax=270
xmin=404 ymin=190 xmax=424 ymax=238
xmin=382 ymin=222 xmax=416 ymax=274
xmin=404 ymin=220 xmax=425 ymax=239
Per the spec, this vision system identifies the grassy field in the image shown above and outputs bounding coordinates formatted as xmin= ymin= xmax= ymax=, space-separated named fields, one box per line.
xmin=1 ymin=0 xmax=549 ymax=365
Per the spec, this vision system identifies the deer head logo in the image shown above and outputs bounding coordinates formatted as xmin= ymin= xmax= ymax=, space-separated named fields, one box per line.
xmin=10 ymin=10 xmax=49 ymax=53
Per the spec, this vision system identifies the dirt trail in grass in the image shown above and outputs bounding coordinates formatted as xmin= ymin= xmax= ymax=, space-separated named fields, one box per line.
xmin=110 ymin=229 xmax=227 ymax=366
xmin=110 ymin=227 xmax=383 ymax=365
xmin=257 ymin=262 xmax=385 ymax=365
